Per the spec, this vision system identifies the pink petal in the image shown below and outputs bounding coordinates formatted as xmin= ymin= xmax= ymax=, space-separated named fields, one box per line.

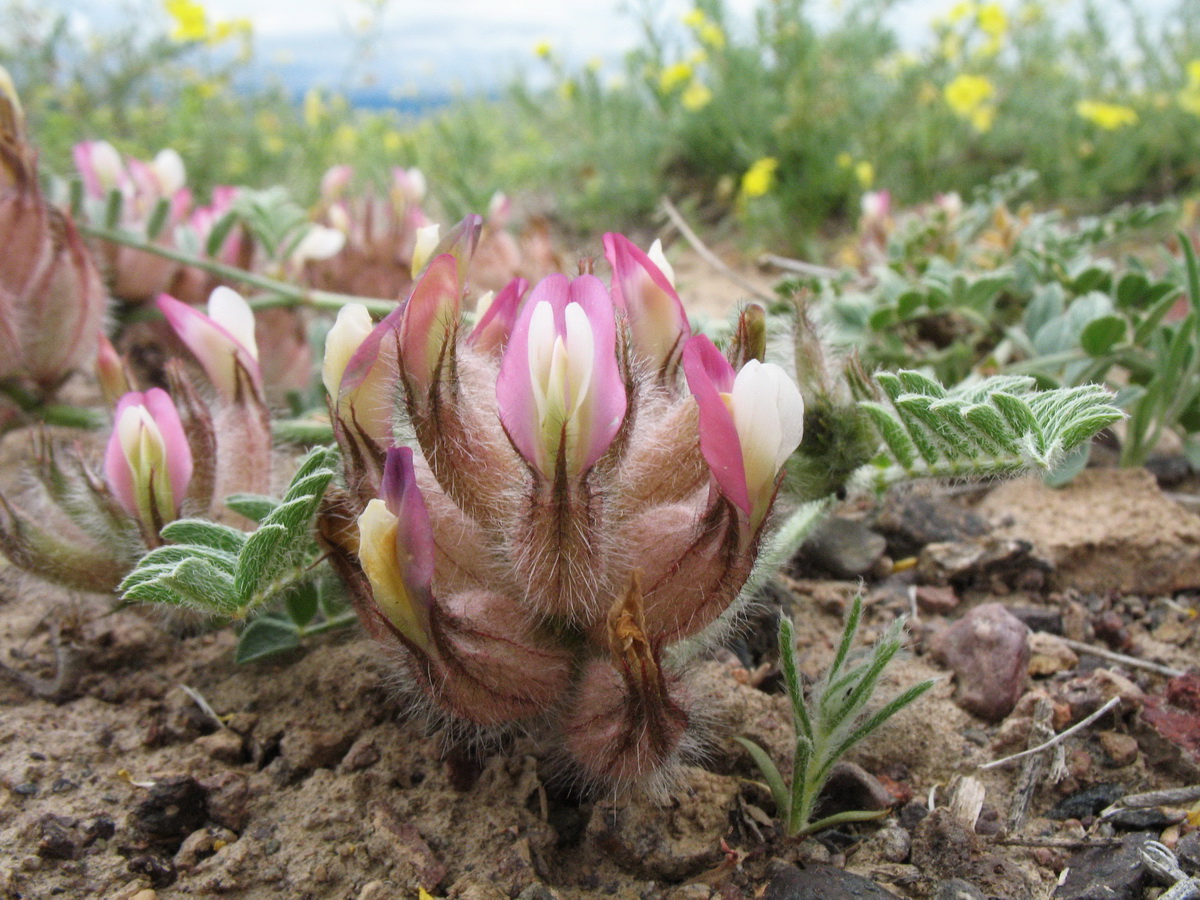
xmin=467 ymin=277 xmax=528 ymax=354
xmin=104 ymin=391 xmax=144 ymax=516
xmin=603 ymin=232 xmax=690 ymax=372
xmin=568 ymin=274 xmax=626 ymax=471
xmin=497 ymin=274 xmax=568 ymax=470
xmin=157 ymin=293 xmax=262 ymax=401
xmin=682 ymin=335 xmax=750 ymax=515
xmin=398 ymin=254 xmax=460 ymax=395
xmin=141 ymin=387 xmax=193 ymax=508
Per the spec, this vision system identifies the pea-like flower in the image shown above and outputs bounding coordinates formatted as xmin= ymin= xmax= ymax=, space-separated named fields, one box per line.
xmin=104 ymin=389 xmax=193 ymax=535
xmin=683 ymin=334 xmax=805 ymax=529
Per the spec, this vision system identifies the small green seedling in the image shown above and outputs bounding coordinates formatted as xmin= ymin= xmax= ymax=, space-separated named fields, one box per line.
xmin=736 ymin=597 xmax=936 ymax=837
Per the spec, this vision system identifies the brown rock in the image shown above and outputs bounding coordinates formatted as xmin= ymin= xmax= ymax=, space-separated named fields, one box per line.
xmin=915 ymin=585 xmax=959 ymax=615
xmin=929 ymin=603 xmax=1030 ymax=722
xmin=585 ymin=767 xmax=740 ymax=881
xmin=195 ymin=729 xmax=245 ymax=765
xmin=1028 ymin=632 xmax=1079 ymax=677
xmin=279 ymin=727 xmax=352 ymax=773
xmin=366 ymin=802 xmax=447 ymax=891
xmin=979 ymin=469 xmax=1200 ymax=594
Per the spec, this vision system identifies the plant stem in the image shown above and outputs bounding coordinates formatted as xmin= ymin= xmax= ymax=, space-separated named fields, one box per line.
xmin=78 ymin=223 xmax=398 ymax=317
xmin=299 ymin=611 xmax=359 ymax=637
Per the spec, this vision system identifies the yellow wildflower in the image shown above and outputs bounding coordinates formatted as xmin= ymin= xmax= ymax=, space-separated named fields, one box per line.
xmin=699 ymin=22 xmax=726 ymax=49
xmin=304 ymin=89 xmax=323 ymax=128
xmin=944 ymin=74 xmax=995 ymax=115
xmin=681 ymin=80 xmax=713 ymax=111
xmin=836 ymin=152 xmax=853 ymax=168
xmin=855 ymin=161 xmax=875 ymax=188
xmin=1180 ymin=60 xmax=1200 ymax=116
xmin=383 ymin=131 xmax=403 ymax=153
xmin=740 ymin=157 xmax=779 ymax=199
xmin=948 ymin=1 xmax=975 ymax=24
xmin=970 ymin=105 xmax=996 ymax=132
xmin=977 ymin=3 xmax=1007 ymax=38
xmin=534 ymin=41 xmax=553 ymax=59
xmin=682 ymin=8 xmax=706 ymax=28
xmin=940 ymin=32 xmax=963 ymax=62
xmin=164 ymin=0 xmax=208 ymax=42
xmin=334 ymin=124 xmax=358 ymax=155
xmin=1075 ymin=100 xmax=1138 ymax=129
xmin=659 ymin=62 xmax=694 ymax=93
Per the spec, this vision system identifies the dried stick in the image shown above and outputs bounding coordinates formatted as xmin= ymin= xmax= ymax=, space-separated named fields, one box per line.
xmin=1007 ymin=696 xmax=1055 ymax=832
xmin=758 ymin=252 xmax=841 ymax=279
xmin=659 ymin=197 xmax=777 ymax=304
xmin=1058 ymin=638 xmax=1184 ymax=678
xmin=980 ymin=696 xmax=1121 ymax=771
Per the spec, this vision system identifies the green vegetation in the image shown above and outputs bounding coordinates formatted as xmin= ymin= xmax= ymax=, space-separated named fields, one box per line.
xmin=4 ymin=0 xmax=1200 ymax=246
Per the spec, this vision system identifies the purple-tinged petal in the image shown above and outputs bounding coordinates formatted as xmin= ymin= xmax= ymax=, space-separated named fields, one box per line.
xmin=682 ymin=335 xmax=750 ymax=516
xmin=380 ymin=446 xmax=435 ymax=592
xmin=604 ymin=232 xmax=691 ymax=375
xmin=357 ymin=446 xmax=435 ymax=650
xmin=427 ymin=214 xmax=483 ymax=285
xmin=467 ymin=277 xmax=528 ymax=354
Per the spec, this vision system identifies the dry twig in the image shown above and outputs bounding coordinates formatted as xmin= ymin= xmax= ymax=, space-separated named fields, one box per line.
xmin=659 ymin=197 xmax=777 ymax=304
xmin=980 ymin=696 xmax=1121 ymax=771
xmin=1058 ymin=637 xmax=1184 ymax=677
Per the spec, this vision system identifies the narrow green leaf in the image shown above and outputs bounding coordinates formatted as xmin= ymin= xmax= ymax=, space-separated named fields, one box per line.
xmin=733 ymin=737 xmax=791 ymax=820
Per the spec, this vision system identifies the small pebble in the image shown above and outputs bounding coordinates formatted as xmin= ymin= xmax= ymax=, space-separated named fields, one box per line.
xmin=1098 ymin=731 xmax=1138 ymax=767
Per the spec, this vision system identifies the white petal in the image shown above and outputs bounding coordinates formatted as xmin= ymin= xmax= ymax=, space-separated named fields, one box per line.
xmin=292 ymin=225 xmax=345 ymax=264
xmin=91 ymin=141 xmax=125 ymax=193
xmin=648 ymin=239 xmax=675 ymax=287
xmin=411 ymin=223 xmax=440 ymax=276
xmin=322 ymin=303 xmax=373 ymax=398
xmin=208 ymin=286 xmax=259 ymax=361
xmin=151 ymin=148 xmax=186 ymax=195
xmin=562 ymin=301 xmax=595 ymax=415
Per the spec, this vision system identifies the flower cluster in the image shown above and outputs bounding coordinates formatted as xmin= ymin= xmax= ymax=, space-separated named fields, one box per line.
xmin=0 ymin=286 xmax=271 ymax=589
xmin=319 ymin=221 xmax=804 ymax=786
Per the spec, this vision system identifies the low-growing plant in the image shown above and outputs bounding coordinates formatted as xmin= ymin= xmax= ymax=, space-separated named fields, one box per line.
xmin=735 ymin=598 xmax=935 ymax=837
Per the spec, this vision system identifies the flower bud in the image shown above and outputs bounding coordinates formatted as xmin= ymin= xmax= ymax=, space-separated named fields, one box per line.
xmin=158 ymin=287 xmax=262 ymax=403
xmin=604 ymin=232 xmax=691 ymax=378
xmin=96 ymin=334 xmax=130 ymax=408
xmin=325 ymin=302 xmax=401 ymax=456
xmin=356 ymin=447 xmax=435 ymax=651
xmin=0 ymin=73 xmax=106 ymax=389
xmin=104 ymin=389 xmax=193 ymax=534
